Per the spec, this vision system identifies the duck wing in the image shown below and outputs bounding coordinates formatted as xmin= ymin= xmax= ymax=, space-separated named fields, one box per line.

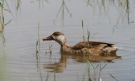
xmin=72 ymin=41 xmax=114 ymax=50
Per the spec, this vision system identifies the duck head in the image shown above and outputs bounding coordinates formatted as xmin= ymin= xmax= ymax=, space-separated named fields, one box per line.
xmin=43 ymin=32 xmax=67 ymax=46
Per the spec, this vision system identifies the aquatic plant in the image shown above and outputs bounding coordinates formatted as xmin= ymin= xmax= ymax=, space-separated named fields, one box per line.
xmin=0 ymin=0 xmax=5 ymax=32
xmin=87 ymin=61 xmax=107 ymax=81
xmin=0 ymin=32 xmax=7 ymax=81
xmin=86 ymin=0 xmax=131 ymax=24
xmin=54 ymin=0 xmax=72 ymax=26
xmin=16 ymin=0 xmax=21 ymax=11
xmin=81 ymin=20 xmax=85 ymax=41
xmin=0 ymin=0 xmax=21 ymax=32
xmin=81 ymin=20 xmax=91 ymax=41
xmin=35 ymin=23 xmax=43 ymax=81
xmin=110 ymin=74 xmax=119 ymax=81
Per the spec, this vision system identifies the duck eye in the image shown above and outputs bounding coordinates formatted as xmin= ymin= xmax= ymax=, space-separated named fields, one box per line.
xmin=52 ymin=35 xmax=57 ymax=39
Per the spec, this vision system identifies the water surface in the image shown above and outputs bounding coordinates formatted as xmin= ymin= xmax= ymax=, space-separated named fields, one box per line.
xmin=1 ymin=0 xmax=135 ymax=81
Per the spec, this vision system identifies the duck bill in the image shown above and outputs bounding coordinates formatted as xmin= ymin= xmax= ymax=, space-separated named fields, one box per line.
xmin=43 ymin=35 xmax=54 ymax=41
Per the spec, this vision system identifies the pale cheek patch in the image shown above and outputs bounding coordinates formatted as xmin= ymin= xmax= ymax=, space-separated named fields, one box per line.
xmin=57 ymin=35 xmax=66 ymax=43
xmin=52 ymin=35 xmax=66 ymax=44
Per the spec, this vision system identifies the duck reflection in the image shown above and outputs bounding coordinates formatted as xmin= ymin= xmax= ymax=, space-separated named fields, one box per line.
xmin=44 ymin=53 xmax=67 ymax=73
xmin=44 ymin=51 xmax=121 ymax=73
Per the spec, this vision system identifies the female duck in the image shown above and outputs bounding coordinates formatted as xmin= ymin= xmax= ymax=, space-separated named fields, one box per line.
xmin=43 ymin=32 xmax=119 ymax=57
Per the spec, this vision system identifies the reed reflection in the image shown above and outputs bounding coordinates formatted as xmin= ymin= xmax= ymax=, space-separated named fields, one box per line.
xmin=0 ymin=32 xmax=7 ymax=81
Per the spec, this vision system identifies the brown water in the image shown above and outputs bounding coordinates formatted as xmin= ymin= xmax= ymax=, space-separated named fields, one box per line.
xmin=1 ymin=0 xmax=135 ymax=81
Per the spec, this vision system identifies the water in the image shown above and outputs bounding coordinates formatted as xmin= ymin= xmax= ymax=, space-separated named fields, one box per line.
xmin=1 ymin=0 xmax=135 ymax=81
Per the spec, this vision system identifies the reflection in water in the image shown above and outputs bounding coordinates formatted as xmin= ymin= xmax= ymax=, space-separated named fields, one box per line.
xmin=44 ymin=53 xmax=67 ymax=73
xmin=43 ymin=50 xmax=121 ymax=81
xmin=44 ymin=50 xmax=121 ymax=73
xmin=87 ymin=63 xmax=108 ymax=81
xmin=0 ymin=32 xmax=7 ymax=81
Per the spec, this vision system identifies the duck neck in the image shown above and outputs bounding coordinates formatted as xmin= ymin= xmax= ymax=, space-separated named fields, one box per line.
xmin=60 ymin=42 xmax=71 ymax=52
xmin=61 ymin=43 xmax=70 ymax=47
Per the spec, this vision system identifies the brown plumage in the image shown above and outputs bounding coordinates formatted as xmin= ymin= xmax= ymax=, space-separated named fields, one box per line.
xmin=72 ymin=41 xmax=114 ymax=50
xmin=43 ymin=32 xmax=120 ymax=58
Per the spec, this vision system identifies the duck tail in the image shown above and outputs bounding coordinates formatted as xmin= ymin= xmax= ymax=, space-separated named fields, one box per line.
xmin=112 ymin=45 xmax=118 ymax=50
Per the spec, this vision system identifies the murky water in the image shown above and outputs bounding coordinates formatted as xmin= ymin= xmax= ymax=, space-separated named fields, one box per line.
xmin=1 ymin=0 xmax=135 ymax=81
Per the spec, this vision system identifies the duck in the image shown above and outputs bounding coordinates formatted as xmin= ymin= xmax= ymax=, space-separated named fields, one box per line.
xmin=43 ymin=32 xmax=120 ymax=58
